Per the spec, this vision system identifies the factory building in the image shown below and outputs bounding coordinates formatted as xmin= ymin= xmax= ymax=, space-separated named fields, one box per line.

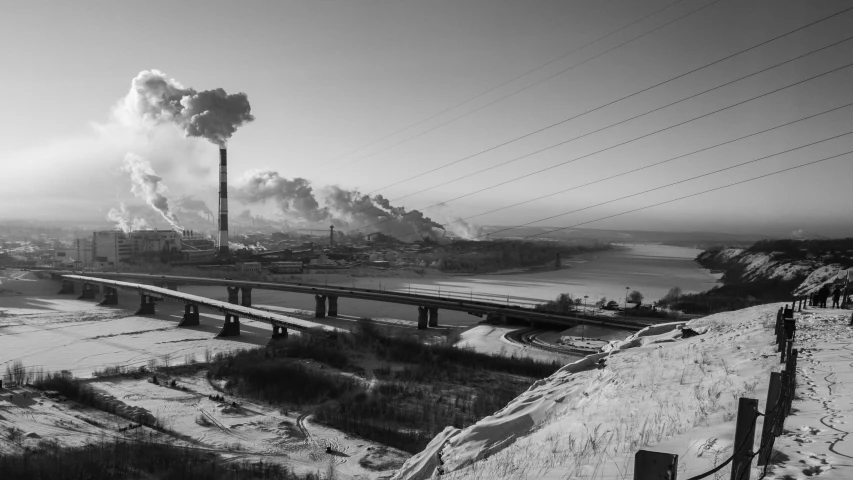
xmin=131 ymin=230 xmax=183 ymax=254
xmin=91 ymin=230 xmax=182 ymax=266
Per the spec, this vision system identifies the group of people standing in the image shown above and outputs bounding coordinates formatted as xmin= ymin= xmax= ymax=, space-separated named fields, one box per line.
xmin=811 ymin=284 xmax=847 ymax=308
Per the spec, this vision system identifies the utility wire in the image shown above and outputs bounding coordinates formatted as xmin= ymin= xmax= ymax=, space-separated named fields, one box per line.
xmin=365 ymin=5 xmax=853 ymax=196
xmin=335 ymin=0 xmax=725 ymax=170
xmin=511 ymin=149 xmax=853 ymax=241
xmin=391 ymin=35 xmax=853 ymax=204
xmin=445 ymin=101 xmax=853 ymax=227
xmin=473 ymin=131 xmax=853 ymax=240
xmin=355 ymin=58 xmax=853 ymax=234
xmin=315 ymin=0 xmax=688 ymax=168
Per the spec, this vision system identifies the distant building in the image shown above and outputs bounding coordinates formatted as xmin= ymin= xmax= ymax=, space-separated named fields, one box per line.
xmin=269 ymin=261 xmax=303 ymax=274
xmin=92 ymin=232 xmax=132 ymax=266
xmin=238 ymin=262 xmax=262 ymax=272
xmin=92 ymin=230 xmax=182 ymax=266
xmin=131 ymin=230 xmax=182 ymax=254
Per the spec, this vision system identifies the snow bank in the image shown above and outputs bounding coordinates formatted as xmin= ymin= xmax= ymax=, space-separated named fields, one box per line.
xmin=393 ymin=304 xmax=786 ymax=480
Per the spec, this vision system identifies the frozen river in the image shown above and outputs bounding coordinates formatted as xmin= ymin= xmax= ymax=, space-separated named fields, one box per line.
xmin=182 ymin=244 xmax=720 ymax=328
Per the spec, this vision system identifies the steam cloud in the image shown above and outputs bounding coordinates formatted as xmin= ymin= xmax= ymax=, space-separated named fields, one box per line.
xmin=121 ymin=70 xmax=254 ymax=147
xmin=235 ymin=171 xmax=482 ymax=240
xmin=174 ymin=195 xmax=214 ymax=221
xmin=123 ymin=153 xmax=184 ymax=232
xmin=106 ymin=202 xmax=151 ymax=233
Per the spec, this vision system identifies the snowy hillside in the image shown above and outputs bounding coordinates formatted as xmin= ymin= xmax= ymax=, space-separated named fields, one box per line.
xmin=393 ymin=304 xmax=792 ymax=479
xmin=698 ymin=248 xmax=850 ymax=295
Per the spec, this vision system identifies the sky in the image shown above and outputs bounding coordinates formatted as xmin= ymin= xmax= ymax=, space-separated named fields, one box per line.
xmin=1 ymin=0 xmax=852 ymax=239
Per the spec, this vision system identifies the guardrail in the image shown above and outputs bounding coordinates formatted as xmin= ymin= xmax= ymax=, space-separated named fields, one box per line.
xmin=635 ymin=305 xmax=799 ymax=480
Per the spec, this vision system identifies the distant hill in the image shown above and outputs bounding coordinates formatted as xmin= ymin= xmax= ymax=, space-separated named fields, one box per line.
xmin=480 ymin=225 xmax=771 ymax=250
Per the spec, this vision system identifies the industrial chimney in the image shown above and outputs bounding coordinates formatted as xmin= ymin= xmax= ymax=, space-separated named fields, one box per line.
xmin=329 ymin=225 xmax=334 ymax=247
xmin=218 ymin=148 xmax=229 ymax=255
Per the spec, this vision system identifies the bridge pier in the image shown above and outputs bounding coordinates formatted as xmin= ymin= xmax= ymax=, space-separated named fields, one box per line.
xmin=226 ymin=286 xmax=240 ymax=305
xmin=78 ymin=283 xmax=96 ymax=300
xmin=241 ymin=287 xmax=252 ymax=307
xmin=428 ymin=307 xmax=439 ymax=327
xmin=58 ymin=280 xmax=75 ymax=294
xmin=136 ymin=295 xmax=156 ymax=315
xmin=417 ymin=306 xmax=428 ymax=330
xmin=99 ymin=287 xmax=118 ymax=306
xmin=315 ymin=295 xmax=327 ymax=318
xmin=178 ymin=304 xmax=200 ymax=327
xmin=328 ymin=296 xmax=338 ymax=317
xmin=217 ymin=313 xmax=241 ymax=337
xmin=267 ymin=324 xmax=288 ymax=348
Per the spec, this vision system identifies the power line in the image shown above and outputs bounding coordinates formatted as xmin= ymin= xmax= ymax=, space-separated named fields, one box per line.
xmin=391 ymin=34 xmax=853 ymax=204
xmin=435 ymin=101 xmax=853 ymax=230
xmin=365 ymin=5 xmax=853 ymax=196
xmin=473 ymin=131 xmax=853 ymax=240
xmin=512 ymin=149 xmax=853 ymax=241
xmin=355 ymin=58 xmax=853 ymax=233
xmin=315 ymin=0 xmax=688 ymax=169
xmin=335 ymin=0 xmax=725 ymax=170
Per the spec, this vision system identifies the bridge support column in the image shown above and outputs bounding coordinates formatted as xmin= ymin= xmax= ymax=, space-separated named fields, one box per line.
xmin=328 ymin=296 xmax=338 ymax=317
xmin=267 ymin=324 xmax=288 ymax=348
xmin=136 ymin=295 xmax=156 ymax=315
xmin=58 ymin=280 xmax=75 ymax=294
xmin=315 ymin=295 xmax=327 ymax=318
xmin=241 ymin=287 xmax=252 ymax=307
xmin=178 ymin=304 xmax=200 ymax=327
xmin=217 ymin=313 xmax=241 ymax=337
xmin=417 ymin=306 xmax=428 ymax=330
xmin=99 ymin=287 xmax=118 ymax=306
xmin=227 ymin=286 xmax=239 ymax=304
xmin=78 ymin=283 xmax=96 ymax=300
xmin=428 ymin=307 xmax=438 ymax=327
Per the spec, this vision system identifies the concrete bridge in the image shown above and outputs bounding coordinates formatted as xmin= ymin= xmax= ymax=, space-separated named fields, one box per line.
xmin=60 ymin=275 xmax=335 ymax=345
xmin=52 ymin=271 xmax=647 ymax=331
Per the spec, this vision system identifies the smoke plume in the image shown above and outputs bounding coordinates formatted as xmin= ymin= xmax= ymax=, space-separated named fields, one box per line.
xmin=174 ymin=195 xmax=214 ymax=221
xmin=120 ymin=70 xmax=254 ymax=147
xmin=236 ymin=171 xmax=451 ymax=241
xmin=123 ymin=153 xmax=183 ymax=232
xmin=236 ymin=171 xmax=331 ymax=223
xmin=106 ymin=202 xmax=151 ymax=233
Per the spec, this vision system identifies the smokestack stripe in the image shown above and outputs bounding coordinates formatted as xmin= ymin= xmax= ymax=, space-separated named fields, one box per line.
xmin=218 ymin=148 xmax=229 ymax=255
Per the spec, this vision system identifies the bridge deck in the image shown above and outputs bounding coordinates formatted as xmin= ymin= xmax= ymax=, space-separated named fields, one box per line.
xmin=60 ymin=271 xmax=647 ymax=331
xmin=64 ymin=275 xmax=335 ymax=332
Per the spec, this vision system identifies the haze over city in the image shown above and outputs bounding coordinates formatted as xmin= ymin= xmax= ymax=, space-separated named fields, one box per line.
xmin=2 ymin=0 xmax=852 ymax=237
xmin=2 ymin=2 xmax=853 ymax=479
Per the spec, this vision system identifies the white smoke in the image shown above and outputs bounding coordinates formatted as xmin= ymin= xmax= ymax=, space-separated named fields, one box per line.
xmin=123 ymin=154 xmax=183 ymax=232
xmin=234 ymin=170 xmax=461 ymax=241
xmin=118 ymin=70 xmax=255 ymax=147
xmin=106 ymin=202 xmax=152 ymax=233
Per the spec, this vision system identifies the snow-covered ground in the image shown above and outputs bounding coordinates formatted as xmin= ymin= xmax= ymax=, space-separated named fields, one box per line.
xmin=394 ymin=303 xmax=825 ymax=480
xmin=762 ymin=308 xmax=853 ymax=479
xmin=0 ymin=272 xmax=409 ymax=478
xmin=90 ymin=372 xmax=408 ymax=478
xmin=454 ymin=325 xmax=576 ymax=363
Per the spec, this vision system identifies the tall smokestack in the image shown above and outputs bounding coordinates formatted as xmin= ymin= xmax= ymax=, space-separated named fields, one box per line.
xmin=218 ymin=148 xmax=229 ymax=255
xmin=330 ymin=225 xmax=334 ymax=247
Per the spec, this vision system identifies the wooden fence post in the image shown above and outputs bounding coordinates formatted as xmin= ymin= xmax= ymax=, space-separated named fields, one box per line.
xmin=731 ymin=397 xmax=758 ymax=480
xmin=634 ymin=450 xmax=679 ymax=480
xmin=758 ymin=372 xmax=782 ymax=466
xmin=778 ymin=370 xmax=791 ymax=434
